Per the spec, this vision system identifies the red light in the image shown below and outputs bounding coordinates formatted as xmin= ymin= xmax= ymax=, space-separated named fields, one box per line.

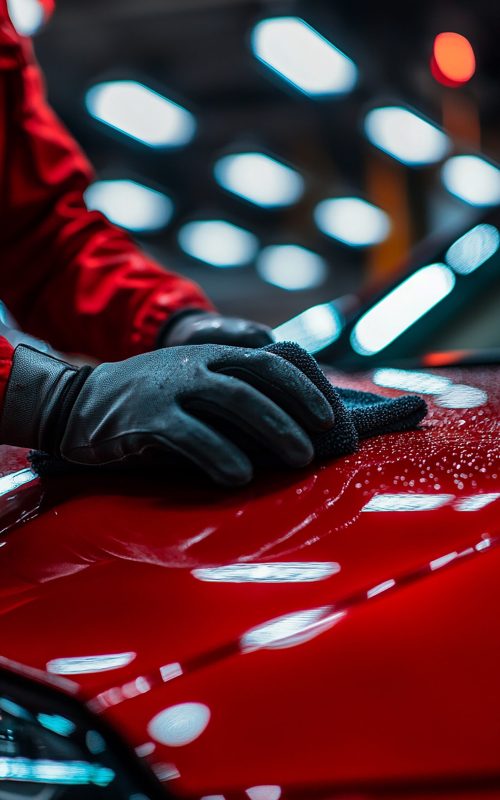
xmin=423 ymin=350 xmax=470 ymax=367
xmin=431 ymin=32 xmax=476 ymax=87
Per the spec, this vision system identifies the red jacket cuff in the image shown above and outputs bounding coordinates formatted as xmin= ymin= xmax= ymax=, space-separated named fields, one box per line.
xmin=128 ymin=282 xmax=215 ymax=357
xmin=0 ymin=337 xmax=14 ymax=415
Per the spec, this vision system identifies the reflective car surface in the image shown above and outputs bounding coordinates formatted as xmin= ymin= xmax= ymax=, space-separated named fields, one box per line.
xmin=0 ymin=355 xmax=499 ymax=798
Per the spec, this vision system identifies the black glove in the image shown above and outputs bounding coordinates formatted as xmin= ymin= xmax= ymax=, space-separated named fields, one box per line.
xmin=160 ymin=310 xmax=274 ymax=348
xmin=0 ymin=344 xmax=335 ymax=487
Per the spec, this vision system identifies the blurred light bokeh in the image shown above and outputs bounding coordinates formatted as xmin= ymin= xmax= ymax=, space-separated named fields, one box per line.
xmin=7 ymin=0 xmax=500 ymax=361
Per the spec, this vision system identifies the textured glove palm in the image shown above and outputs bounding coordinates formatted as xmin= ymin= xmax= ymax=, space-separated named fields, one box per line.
xmin=0 ymin=344 xmax=335 ymax=486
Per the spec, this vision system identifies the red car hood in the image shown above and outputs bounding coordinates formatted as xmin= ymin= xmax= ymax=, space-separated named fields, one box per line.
xmin=0 ymin=363 xmax=500 ymax=797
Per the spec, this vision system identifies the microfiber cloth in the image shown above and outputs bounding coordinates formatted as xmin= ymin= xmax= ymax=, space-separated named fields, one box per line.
xmin=28 ymin=341 xmax=427 ymax=478
xmin=265 ymin=341 xmax=427 ymax=459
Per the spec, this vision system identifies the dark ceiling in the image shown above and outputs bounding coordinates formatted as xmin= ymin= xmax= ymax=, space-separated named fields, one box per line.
xmin=33 ymin=0 xmax=500 ymax=327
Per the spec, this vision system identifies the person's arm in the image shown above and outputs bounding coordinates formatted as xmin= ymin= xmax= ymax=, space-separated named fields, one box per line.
xmin=0 ymin=8 xmax=214 ymax=362
xmin=0 ymin=339 xmax=14 ymax=412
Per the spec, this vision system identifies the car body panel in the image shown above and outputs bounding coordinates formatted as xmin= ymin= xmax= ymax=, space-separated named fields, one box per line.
xmin=0 ymin=364 xmax=499 ymax=796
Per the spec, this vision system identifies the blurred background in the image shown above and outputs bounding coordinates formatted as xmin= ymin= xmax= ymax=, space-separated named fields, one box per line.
xmin=6 ymin=0 xmax=500 ymax=367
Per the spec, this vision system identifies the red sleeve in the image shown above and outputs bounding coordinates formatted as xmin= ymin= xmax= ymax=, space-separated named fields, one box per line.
xmin=0 ymin=337 xmax=14 ymax=413
xmin=0 ymin=6 xmax=214 ymax=362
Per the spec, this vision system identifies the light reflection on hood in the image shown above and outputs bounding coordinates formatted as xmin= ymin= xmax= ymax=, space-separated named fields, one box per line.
xmin=46 ymin=652 xmax=136 ymax=675
xmin=192 ymin=562 xmax=340 ymax=583
xmin=241 ymin=607 xmax=346 ymax=652
xmin=362 ymin=493 xmax=454 ymax=512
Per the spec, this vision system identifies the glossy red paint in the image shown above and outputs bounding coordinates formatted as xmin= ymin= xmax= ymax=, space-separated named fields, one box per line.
xmin=0 ymin=364 xmax=499 ymax=798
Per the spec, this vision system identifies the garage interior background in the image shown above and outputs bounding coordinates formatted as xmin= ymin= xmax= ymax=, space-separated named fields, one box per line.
xmin=10 ymin=0 xmax=500 ymax=337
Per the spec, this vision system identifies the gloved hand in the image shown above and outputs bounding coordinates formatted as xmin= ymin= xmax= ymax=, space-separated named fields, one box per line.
xmin=160 ymin=310 xmax=274 ymax=348
xmin=0 ymin=344 xmax=334 ymax=486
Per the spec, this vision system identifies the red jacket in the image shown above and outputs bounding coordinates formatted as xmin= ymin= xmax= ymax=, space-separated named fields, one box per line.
xmin=0 ymin=0 xmax=213 ymax=410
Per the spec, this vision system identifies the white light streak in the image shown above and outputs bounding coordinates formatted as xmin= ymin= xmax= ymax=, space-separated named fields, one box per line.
xmin=445 ymin=224 xmax=500 ymax=275
xmin=0 ymin=468 xmax=37 ymax=497
xmin=178 ymin=220 xmax=258 ymax=267
xmin=315 ymin=197 xmax=390 ymax=247
xmin=475 ymin=538 xmax=492 ymax=551
xmin=160 ymin=662 xmax=183 ymax=682
xmin=251 ymin=17 xmax=357 ymax=96
xmin=442 ymin=156 xmax=500 ymax=206
xmin=86 ymin=81 xmax=196 ymax=147
xmin=365 ymin=106 xmax=450 ymax=166
xmin=273 ymin=301 xmax=343 ymax=354
xmin=46 ymin=652 xmax=136 ymax=675
xmin=246 ymin=787 xmax=282 ymax=800
xmin=429 ymin=552 xmax=459 ymax=571
xmin=372 ymin=368 xmax=452 ymax=395
xmin=85 ymin=180 xmax=173 ymax=232
xmin=351 ymin=263 xmax=455 ymax=355
xmin=192 ymin=562 xmax=340 ymax=583
xmin=454 ymin=493 xmax=500 ymax=511
xmin=362 ymin=493 xmax=454 ymax=512
xmin=366 ymin=579 xmax=396 ymax=599
xmin=214 ymin=153 xmax=304 ymax=208
xmin=148 ymin=703 xmax=210 ymax=747
xmin=241 ymin=607 xmax=345 ymax=652
xmin=135 ymin=742 xmax=156 ymax=758
xmin=434 ymin=384 xmax=488 ymax=409
xmin=120 ymin=676 xmax=152 ymax=700
xmin=257 ymin=245 xmax=327 ymax=290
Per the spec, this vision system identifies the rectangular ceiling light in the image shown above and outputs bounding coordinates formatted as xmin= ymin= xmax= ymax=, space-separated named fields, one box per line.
xmin=441 ymin=155 xmax=500 ymax=206
xmin=364 ymin=106 xmax=450 ymax=165
xmin=178 ymin=220 xmax=258 ymax=267
xmin=86 ymin=81 xmax=196 ymax=147
xmin=257 ymin=245 xmax=327 ymax=290
xmin=84 ymin=180 xmax=173 ymax=232
xmin=251 ymin=17 xmax=357 ymax=96
xmin=214 ymin=152 xmax=304 ymax=207
xmin=314 ymin=197 xmax=390 ymax=246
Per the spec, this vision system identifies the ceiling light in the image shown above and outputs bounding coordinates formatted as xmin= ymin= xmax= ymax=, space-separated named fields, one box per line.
xmin=251 ymin=17 xmax=357 ymax=96
xmin=365 ymin=106 xmax=450 ymax=166
xmin=257 ymin=245 xmax=327 ymax=290
xmin=315 ymin=197 xmax=390 ymax=247
xmin=84 ymin=180 xmax=173 ymax=232
xmin=441 ymin=155 xmax=500 ymax=206
xmin=214 ymin=153 xmax=304 ymax=208
xmin=178 ymin=220 xmax=258 ymax=267
xmin=86 ymin=81 xmax=196 ymax=147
